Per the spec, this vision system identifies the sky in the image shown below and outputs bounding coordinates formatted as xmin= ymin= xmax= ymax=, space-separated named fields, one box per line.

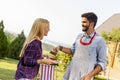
xmin=0 ymin=0 xmax=120 ymax=45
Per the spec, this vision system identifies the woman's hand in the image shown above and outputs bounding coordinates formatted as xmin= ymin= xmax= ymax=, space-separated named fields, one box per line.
xmin=43 ymin=59 xmax=58 ymax=65
xmin=37 ymin=59 xmax=58 ymax=65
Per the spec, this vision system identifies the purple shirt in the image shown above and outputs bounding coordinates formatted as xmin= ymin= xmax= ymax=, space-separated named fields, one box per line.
xmin=15 ymin=39 xmax=42 ymax=79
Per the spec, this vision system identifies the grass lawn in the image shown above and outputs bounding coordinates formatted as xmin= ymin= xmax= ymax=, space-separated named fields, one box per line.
xmin=0 ymin=58 xmax=107 ymax=80
xmin=0 ymin=58 xmax=64 ymax=80
xmin=0 ymin=58 xmax=18 ymax=80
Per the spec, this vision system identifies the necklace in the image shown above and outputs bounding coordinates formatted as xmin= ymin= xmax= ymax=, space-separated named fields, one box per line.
xmin=80 ymin=32 xmax=96 ymax=45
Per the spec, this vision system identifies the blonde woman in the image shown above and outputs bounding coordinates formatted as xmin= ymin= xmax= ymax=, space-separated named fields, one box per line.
xmin=15 ymin=18 xmax=57 ymax=80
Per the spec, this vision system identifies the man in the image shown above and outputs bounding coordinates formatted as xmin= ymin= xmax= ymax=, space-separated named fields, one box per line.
xmin=52 ymin=12 xmax=107 ymax=80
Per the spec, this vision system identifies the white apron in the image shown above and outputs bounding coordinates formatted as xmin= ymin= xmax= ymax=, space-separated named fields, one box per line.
xmin=63 ymin=37 xmax=96 ymax=80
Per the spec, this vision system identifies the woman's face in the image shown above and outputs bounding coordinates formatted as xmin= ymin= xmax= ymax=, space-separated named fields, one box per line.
xmin=44 ymin=26 xmax=50 ymax=36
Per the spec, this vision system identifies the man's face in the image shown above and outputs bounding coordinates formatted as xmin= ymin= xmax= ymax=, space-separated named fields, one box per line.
xmin=81 ymin=17 xmax=90 ymax=32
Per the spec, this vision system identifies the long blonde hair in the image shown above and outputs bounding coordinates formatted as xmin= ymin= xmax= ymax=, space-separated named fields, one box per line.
xmin=19 ymin=18 xmax=49 ymax=57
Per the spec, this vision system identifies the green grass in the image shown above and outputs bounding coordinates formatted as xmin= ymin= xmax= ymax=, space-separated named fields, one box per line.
xmin=0 ymin=58 xmax=107 ymax=80
xmin=0 ymin=58 xmax=64 ymax=80
xmin=94 ymin=75 xmax=107 ymax=80
xmin=0 ymin=58 xmax=18 ymax=80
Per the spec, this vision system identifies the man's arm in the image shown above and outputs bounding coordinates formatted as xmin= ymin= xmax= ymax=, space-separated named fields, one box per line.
xmin=59 ymin=46 xmax=73 ymax=54
xmin=50 ymin=46 xmax=73 ymax=55
xmin=81 ymin=64 xmax=102 ymax=80
xmin=88 ymin=64 xmax=102 ymax=77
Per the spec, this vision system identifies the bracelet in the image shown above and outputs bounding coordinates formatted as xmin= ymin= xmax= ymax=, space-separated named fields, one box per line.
xmin=59 ymin=46 xmax=63 ymax=51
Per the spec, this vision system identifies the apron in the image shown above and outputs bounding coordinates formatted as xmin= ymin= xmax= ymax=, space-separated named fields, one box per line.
xmin=63 ymin=35 xmax=97 ymax=80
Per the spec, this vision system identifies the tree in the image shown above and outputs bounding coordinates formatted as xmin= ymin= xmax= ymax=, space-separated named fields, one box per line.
xmin=0 ymin=20 xmax=9 ymax=58
xmin=56 ymin=50 xmax=72 ymax=71
xmin=101 ymin=27 xmax=120 ymax=42
xmin=5 ymin=31 xmax=17 ymax=44
xmin=8 ymin=31 xmax=26 ymax=59
xmin=109 ymin=28 xmax=120 ymax=41
xmin=101 ymin=31 xmax=109 ymax=41
xmin=101 ymin=27 xmax=120 ymax=65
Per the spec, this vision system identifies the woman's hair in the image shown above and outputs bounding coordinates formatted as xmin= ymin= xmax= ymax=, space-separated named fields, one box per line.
xmin=19 ymin=18 xmax=49 ymax=57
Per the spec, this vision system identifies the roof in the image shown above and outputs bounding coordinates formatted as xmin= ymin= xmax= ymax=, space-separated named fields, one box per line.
xmin=96 ymin=13 xmax=120 ymax=35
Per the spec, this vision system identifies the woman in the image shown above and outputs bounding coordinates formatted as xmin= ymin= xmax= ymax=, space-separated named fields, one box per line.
xmin=15 ymin=18 xmax=57 ymax=80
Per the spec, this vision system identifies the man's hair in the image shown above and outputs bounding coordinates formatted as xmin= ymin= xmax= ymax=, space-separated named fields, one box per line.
xmin=81 ymin=12 xmax=97 ymax=28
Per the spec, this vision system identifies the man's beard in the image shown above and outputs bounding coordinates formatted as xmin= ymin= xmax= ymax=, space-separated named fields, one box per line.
xmin=82 ymin=25 xmax=89 ymax=32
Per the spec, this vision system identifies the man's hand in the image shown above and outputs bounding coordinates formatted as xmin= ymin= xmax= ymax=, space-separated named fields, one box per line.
xmin=50 ymin=46 xmax=62 ymax=55
xmin=81 ymin=74 xmax=92 ymax=80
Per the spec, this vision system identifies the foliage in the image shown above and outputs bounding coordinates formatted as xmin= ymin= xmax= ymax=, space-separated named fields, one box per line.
xmin=109 ymin=28 xmax=120 ymax=41
xmin=101 ymin=27 xmax=120 ymax=42
xmin=101 ymin=27 xmax=120 ymax=58
xmin=101 ymin=31 xmax=109 ymax=41
xmin=5 ymin=31 xmax=17 ymax=44
xmin=94 ymin=75 xmax=107 ymax=80
xmin=56 ymin=51 xmax=73 ymax=71
xmin=0 ymin=20 xmax=9 ymax=58
xmin=8 ymin=31 xmax=26 ymax=59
